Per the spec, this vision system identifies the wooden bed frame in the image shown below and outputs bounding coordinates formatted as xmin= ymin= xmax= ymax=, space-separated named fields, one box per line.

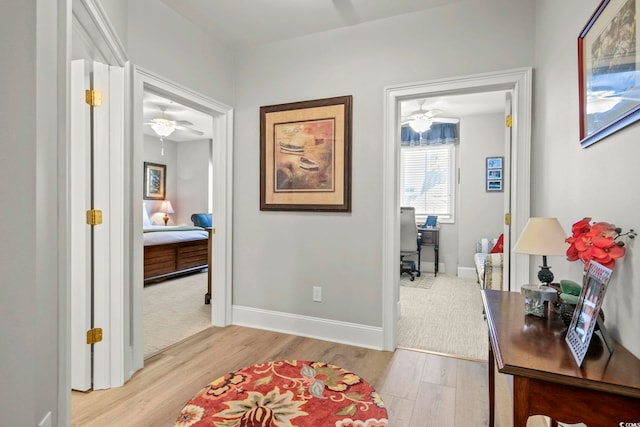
xmin=143 ymin=229 xmax=213 ymax=304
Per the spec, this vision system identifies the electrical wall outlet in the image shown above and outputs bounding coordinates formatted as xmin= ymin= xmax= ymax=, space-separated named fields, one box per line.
xmin=313 ymin=286 xmax=322 ymax=302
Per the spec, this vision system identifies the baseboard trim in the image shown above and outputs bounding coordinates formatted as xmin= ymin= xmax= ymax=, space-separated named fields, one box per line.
xmin=232 ymin=305 xmax=384 ymax=350
xmin=458 ymin=267 xmax=477 ymax=280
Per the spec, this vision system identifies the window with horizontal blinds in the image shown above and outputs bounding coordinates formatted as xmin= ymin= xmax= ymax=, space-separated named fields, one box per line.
xmin=400 ymin=144 xmax=454 ymax=221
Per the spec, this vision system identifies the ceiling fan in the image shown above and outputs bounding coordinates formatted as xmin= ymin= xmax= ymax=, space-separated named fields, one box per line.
xmin=144 ymin=106 xmax=205 ymax=138
xmin=401 ymin=100 xmax=444 ymax=133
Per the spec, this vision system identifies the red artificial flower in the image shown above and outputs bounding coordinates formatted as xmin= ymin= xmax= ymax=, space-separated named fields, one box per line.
xmin=570 ymin=217 xmax=592 ymax=237
xmin=566 ymin=218 xmax=630 ymax=270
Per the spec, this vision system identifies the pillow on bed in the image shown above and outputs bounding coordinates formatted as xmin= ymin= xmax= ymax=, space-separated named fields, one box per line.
xmin=142 ymin=203 xmax=152 ymax=227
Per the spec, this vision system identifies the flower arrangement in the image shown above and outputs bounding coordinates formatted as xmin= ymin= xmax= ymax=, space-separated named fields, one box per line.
xmin=559 ymin=218 xmax=635 ymax=326
xmin=565 ymin=217 xmax=636 ymax=269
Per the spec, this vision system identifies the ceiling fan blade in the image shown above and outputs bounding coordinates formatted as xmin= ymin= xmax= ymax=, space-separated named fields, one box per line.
xmin=175 ymin=120 xmax=194 ymax=126
xmin=176 ymin=125 xmax=204 ymax=136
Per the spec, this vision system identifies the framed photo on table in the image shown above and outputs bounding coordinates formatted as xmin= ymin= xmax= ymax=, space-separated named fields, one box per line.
xmin=260 ymin=95 xmax=352 ymax=212
xmin=565 ymin=261 xmax=612 ymax=366
xmin=144 ymin=162 xmax=166 ymax=200
xmin=579 ymin=0 xmax=640 ymax=148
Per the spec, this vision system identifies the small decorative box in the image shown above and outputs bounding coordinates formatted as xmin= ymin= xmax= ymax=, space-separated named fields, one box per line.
xmin=521 ymin=284 xmax=558 ymax=318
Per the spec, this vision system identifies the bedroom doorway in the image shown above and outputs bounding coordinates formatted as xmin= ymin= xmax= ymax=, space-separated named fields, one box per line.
xmin=131 ymin=67 xmax=234 ymax=370
xmin=141 ymin=88 xmax=214 ymax=359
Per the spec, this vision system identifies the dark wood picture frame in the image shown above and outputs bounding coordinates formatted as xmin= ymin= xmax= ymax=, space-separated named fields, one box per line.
xmin=579 ymin=0 xmax=640 ymax=148
xmin=260 ymin=95 xmax=352 ymax=212
xmin=565 ymin=261 xmax=612 ymax=366
xmin=144 ymin=162 xmax=166 ymax=200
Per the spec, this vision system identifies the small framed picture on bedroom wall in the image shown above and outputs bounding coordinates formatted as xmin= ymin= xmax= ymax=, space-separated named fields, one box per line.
xmin=144 ymin=162 xmax=166 ymax=200
xmin=486 ymin=156 xmax=503 ymax=192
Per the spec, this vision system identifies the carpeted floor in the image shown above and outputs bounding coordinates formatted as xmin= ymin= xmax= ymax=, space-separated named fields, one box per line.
xmin=398 ymin=273 xmax=488 ymax=361
xmin=143 ymin=272 xmax=211 ymax=359
xmin=399 ymin=272 xmax=435 ymax=289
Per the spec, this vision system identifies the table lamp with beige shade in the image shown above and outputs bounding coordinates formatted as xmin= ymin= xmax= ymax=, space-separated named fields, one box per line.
xmin=513 ymin=217 xmax=568 ymax=285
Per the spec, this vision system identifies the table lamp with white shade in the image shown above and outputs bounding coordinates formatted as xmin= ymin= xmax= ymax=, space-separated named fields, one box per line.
xmin=158 ymin=200 xmax=175 ymax=226
xmin=513 ymin=217 xmax=568 ymax=285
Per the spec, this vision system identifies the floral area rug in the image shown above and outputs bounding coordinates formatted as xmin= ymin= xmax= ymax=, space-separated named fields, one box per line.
xmin=175 ymin=360 xmax=388 ymax=427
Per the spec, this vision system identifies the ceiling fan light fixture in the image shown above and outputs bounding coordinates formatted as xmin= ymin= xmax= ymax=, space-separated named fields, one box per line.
xmin=409 ymin=118 xmax=432 ymax=133
xmin=150 ymin=118 xmax=176 ymax=137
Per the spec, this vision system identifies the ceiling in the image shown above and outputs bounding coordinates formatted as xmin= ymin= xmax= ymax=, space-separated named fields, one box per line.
xmin=144 ymin=1 xmax=506 ymax=143
xmin=160 ymin=0 xmax=465 ymax=49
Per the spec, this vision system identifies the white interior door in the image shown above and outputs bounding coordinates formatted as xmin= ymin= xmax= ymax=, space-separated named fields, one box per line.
xmin=70 ymin=60 xmax=92 ymax=391
xmin=70 ymin=59 xmax=124 ymax=391
xmin=503 ymin=92 xmax=513 ymax=291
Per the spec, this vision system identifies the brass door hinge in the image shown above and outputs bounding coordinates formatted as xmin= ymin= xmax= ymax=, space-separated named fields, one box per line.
xmin=505 ymin=115 xmax=513 ymax=128
xmin=505 ymin=212 xmax=511 ymax=226
xmin=86 ymin=209 xmax=103 ymax=225
xmin=85 ymin=89 xmax=102 ymax=107
xmin=86 ymin=327 xmax=103 ymax=345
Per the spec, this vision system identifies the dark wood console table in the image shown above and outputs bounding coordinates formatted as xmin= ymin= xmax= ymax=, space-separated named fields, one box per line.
xmin=482 ymin=289 xmax=640 ymax=427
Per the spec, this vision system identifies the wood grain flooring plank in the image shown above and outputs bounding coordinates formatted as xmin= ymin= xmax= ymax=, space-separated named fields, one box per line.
xmin=410 ymin=381 xmax=456 ymax=427
xmin=377 ymin=349 xmax=427 ymax=400
xmin=454 ymin=358 xmax=488 ymax=427
xmin=421 ymin=351 xmax=458 ymax=387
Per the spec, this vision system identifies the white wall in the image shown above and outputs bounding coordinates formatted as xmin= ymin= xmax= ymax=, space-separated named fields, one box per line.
xmin=0 ymin=1 xmax=63 ymax=425
xmin=99 ymin=0 xmax=128 ymax=50
xmin=127 ymin=0 xmax=235 ymax=106
xmin=177 ymin=140 xmax=210 ymax=225
xmin=535 ymin=0 xmax=640 ymax=357
xmin=458 ymin=113 xmax=505 ymax=270
xmin=0 ymin=4 xmax=38 ymax=425
xmin=142 ymin=136 xmax=209 ymax=226
xmin=232 ymin=0 xmax=535 ymax=328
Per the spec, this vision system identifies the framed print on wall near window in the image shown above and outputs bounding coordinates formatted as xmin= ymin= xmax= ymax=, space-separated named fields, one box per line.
xmin=579 ymin=0 xmax=640 ymax=148
xmin=144 ymin=162 xmax=166 ymax=200
xmin=260 ymin=95 xmax=352 ymax=212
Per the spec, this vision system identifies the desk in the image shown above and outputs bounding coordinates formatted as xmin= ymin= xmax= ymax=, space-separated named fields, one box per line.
xmin=482 ymin=289 xmax=640 ymax=427
xmin=418 ymin=227 xmax=439 ymax=276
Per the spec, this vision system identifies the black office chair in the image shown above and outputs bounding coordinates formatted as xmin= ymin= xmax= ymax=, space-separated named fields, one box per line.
xmin=400 ymin=207 xmax=421 ymax=281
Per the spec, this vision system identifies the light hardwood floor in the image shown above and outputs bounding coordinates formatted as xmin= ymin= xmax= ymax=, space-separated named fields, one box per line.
xmin=71 ymin=325 xmax=548 ymax=426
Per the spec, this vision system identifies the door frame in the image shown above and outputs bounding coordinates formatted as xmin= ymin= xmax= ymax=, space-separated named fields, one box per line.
xmin=131 ymin=67 xmax=234 ymax=370
xmin=381 ymin=68 xmax=532 ymax=351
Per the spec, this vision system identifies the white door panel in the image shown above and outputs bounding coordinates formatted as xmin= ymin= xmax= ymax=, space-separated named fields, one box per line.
xmin=91 ymin=61 xmax=111 ymax=390
xmin=70 ymin=60 xmax=125 ymax=391
xmin=70 ymin=60 xmax=92 ymax=391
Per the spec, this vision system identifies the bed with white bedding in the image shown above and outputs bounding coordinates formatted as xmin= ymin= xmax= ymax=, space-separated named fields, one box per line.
xmin=142 ymin=205 xmax=212 ymax=303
